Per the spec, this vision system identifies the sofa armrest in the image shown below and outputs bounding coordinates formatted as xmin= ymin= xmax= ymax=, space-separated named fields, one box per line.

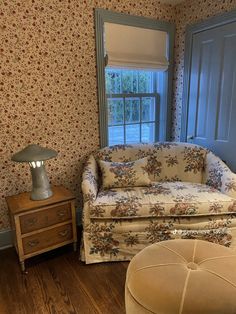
xmin=81 ymin=155 xmax=98 ymax=203
xmin=203 ymin=151 xmax=236 ymax=198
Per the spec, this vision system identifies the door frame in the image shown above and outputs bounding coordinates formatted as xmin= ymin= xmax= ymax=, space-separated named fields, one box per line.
xmin=180 ymin=9 xmax=236 ymax=142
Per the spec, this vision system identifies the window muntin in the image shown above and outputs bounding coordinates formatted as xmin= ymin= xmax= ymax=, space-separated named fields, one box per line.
xmin=106 ymin=68 xmax=159 ymax=146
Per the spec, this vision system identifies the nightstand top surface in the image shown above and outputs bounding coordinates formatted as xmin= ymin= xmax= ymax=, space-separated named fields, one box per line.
xmin=6 ymin=186 xmax=75 ymax=214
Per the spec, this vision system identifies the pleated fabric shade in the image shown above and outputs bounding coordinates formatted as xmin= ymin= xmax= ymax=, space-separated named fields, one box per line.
xmin=104 ymin=22 xmax=169 ymax=71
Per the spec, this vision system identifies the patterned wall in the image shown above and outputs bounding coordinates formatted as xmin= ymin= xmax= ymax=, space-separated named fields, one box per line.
xmin=0 ymin=0 xmax=175 ymax=231
xmin=172 ymin=0 xmax=236 ymax=140
xmin=1 ymin=0 xmax=235 ymax=232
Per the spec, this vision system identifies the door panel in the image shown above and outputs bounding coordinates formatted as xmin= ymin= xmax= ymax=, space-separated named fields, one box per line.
xmin=187 ymin=30 xmax=215 ymax=145
xmin=215 ymin=34 xmax=236 ymax=142
xmin=195 ymin=40 xmax=213 ymax=139
xmin=187 ymin=21 xmax=236 ymax=171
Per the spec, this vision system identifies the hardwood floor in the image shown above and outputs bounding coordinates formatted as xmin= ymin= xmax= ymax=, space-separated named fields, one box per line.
xmin=0 ymin=246 xmax=128 ymax=314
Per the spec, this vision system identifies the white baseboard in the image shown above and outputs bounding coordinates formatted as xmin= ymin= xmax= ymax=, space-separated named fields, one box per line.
xmin=0 ymin=229 xmax=13 ymax=250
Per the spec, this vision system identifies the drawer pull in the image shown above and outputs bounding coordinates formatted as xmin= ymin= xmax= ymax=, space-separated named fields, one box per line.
xmin=57 ymin=210 xmax=66 ymax=217
xmin=26 ymin=218 xmax=37 ymax=226
xmin=28 ymin=240 xmax=39 ymax=247
xmin=58 ymin=230 xmax=69 ymax=237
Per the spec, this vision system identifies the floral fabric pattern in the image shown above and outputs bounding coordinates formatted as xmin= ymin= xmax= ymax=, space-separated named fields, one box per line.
xmin=98 ymin=157 xmax=151 ymax=189
xmin=82 ymin=155 xmax=98 ymax=202
xmin=144 ymin=156 xmax=162 ymax=178
xmin=165 ymin=155 xmax=178 ymax=167
xmin=146 ymin=221 xmax=174 ymax=243
xmin=110 ymin=196 xmax=141 ymax=217
xmin=82 ymin=215 xmax=236 ymax=264
xmin=203 ymin=151 xmax=236 ymax=199
xmin=81 ymin=143 xmax=236 ymax=264
xmin=183 ymin=146 xmax=205 ymax=173
xmin=95 ymin=142 xmax=206 ymax=183
xmin=90 ymin=182 xmax=235 ymax=219
xmin=85 ymin=223 xmax=119 ymax=257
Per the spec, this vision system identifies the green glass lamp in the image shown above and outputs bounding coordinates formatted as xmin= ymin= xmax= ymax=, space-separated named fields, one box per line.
xmin=12 ymin=144 xmax=58 ymax=201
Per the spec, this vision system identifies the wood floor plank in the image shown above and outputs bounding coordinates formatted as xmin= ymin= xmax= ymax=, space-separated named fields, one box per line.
xmin=48 ymin=255 xmax=100 ymax=314
xmin=0 ymin=249 xmax=38 ymax=314
xmin=22 ymin=265 xmax=52 ymax=314
xmin=46 ymin=256 xmax=99 ymax=313
xmin=64 ymin=254 xmax=127 ymax=314
xmin=0 ymin=247 xmax=128 ymax=314
xmin=33 ymin=264 xmax=77 ymax=314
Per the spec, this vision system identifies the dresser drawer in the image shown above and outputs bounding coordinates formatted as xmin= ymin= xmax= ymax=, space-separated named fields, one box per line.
xmin=20 ymin=203 xmax=72 ymax=234
xmin=23 ymin=223 xmax=73 ymax=255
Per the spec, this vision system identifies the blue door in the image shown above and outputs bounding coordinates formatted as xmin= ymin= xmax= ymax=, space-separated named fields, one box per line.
xmin=186 ymin=21 xmax=236 ymax=171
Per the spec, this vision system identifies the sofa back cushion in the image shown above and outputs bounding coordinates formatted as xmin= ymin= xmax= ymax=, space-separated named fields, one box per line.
xmin=95 ymin=142 xmax=207 ymax=184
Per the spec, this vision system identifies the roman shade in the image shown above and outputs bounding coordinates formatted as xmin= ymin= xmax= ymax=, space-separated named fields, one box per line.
xmin=104 ymin=22 xmax=169 ymax=71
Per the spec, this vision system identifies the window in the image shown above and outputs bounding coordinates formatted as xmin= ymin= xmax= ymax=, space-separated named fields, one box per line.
xmin=106 ymin=68 xmax=160 ymax=145
xmin=95 ymin=9 xmax=175 ymax=147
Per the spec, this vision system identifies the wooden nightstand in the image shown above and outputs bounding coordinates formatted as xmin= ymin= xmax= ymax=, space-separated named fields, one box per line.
xmin=6 ymin=186 xmax=77 ymax=272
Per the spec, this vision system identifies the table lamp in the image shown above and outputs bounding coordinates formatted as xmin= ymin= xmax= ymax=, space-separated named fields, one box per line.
xmin=12 ymin=144 xmax=58 ymax=201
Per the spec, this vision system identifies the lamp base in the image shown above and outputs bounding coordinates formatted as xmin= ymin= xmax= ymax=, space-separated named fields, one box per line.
xmin=30 ymin=164 xmax=53 ymax=201
xmin=30 ymin=187 xmax=53 ymax=201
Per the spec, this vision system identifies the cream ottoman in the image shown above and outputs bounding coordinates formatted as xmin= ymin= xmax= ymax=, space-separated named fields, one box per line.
xmin=125 ymin=239 xmax=236 ymax=314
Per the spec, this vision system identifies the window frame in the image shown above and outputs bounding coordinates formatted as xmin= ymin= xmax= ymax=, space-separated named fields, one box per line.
xmin=95 ymin=8 xmax=175 ymax=147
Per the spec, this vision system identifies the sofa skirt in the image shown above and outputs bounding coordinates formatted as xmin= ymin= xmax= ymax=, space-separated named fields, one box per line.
xmin=81 ymin=213 xmax=236 ymax=264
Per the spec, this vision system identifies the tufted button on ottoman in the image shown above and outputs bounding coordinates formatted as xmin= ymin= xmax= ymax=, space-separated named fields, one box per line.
xmin=125 ymin=240 xmax=236 ymax=314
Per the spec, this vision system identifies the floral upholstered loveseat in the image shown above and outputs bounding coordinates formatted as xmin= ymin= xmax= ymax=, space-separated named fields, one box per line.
xmin=81 ymin=142 xmax=236 ymax=264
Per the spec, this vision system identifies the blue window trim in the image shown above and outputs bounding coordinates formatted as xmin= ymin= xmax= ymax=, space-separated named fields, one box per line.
xmin=95 ymin=8 xmax=175 ymax=147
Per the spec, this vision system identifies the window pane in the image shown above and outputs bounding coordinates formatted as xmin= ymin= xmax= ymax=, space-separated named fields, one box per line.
xmin=105 ymin=68 xmax=158 ymax=145
xmin=125 ymin=98 xmax=140 ymax=123
xmin=142 ymin=97 xmax=155 ymax=122
xmin=133 ymin=71 xmax=138 ymax=93
xmin=107 ymin=98 xmax=124 ymax=125
xmin=122 ymin=70 xmax=138 ymax=93
xmin=108 ymin=126 xmax=124 ymax=145
xmin=126 ymin=124 xmax=140 ymax=143
xmin=105 ymin=69 xmax=121 ymax=94
xmin=141 ymin=123 xmax=155 ymax=142
xmin=138 ymin=71 xmax=153 ymax=93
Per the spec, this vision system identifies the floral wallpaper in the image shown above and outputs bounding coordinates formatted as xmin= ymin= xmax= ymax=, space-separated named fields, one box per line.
xmin=0 ymin=0 xmax=174 ymax=231
xmin=172 ymin=0 xmax=236 ymax=140
xmin=0 ymin=0 xmax=235 ymax=232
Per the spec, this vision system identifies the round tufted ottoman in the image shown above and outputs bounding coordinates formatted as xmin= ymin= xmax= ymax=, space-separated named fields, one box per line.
xmin=125 ymin=239 xmax=236 ymax=314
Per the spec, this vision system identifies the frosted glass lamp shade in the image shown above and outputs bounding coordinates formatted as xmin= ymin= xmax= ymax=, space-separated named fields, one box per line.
xmin=12 ymin=144 xmax=58 ymax=201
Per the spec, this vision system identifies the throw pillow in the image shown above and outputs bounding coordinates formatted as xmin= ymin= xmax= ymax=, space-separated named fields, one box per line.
xmin=99 ymin=157 xmax=151 ymax=189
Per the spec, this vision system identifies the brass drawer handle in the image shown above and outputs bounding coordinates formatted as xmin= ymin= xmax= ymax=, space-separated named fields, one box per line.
xmin=26 ymin=218 xmax=37 ymax=226
xmin=58 ymin=230 xmax=69 ymax=237
xmin=28 ymin=240 xmax=39 ymax=247
xmin=57 ymin=210 xmax=66 ymax=217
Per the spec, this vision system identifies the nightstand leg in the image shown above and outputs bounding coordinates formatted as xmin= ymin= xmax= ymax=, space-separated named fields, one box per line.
xmin=73 ymin=242 xmax=77 ymax=252
xmin=20 ymin=261 xmax=25 ymax=272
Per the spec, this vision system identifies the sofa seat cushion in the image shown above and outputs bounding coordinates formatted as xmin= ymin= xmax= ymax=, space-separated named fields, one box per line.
xmin=90 ymin=182 xmax=236 ymax=219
